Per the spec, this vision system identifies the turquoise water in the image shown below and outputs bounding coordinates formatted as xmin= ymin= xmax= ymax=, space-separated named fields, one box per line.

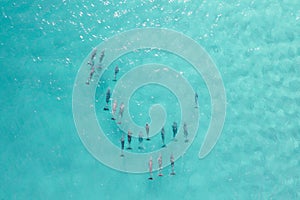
xmin=1 ymin=0 xmax=300 ymax=199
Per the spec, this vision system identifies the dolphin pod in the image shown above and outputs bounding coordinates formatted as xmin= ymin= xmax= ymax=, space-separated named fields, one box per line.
xmin=72 ymin=28 xmax=226 ymax=173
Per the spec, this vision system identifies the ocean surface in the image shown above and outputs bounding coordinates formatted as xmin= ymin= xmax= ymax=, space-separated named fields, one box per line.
xmin=1 ymin=0 xmax=300 ymax=199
